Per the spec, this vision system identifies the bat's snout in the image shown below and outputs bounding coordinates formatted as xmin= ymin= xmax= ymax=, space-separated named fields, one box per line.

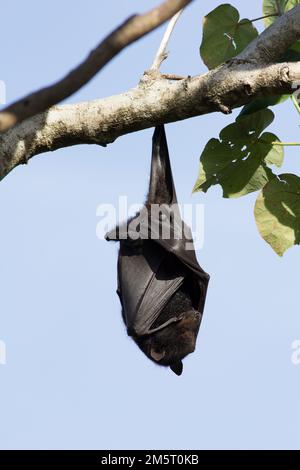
xmin=138 ymin=309 xmax=201 ymax=375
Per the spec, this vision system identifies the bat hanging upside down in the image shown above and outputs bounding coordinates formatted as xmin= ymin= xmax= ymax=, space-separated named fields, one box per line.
xmin=106 ymin=126 xmax=209 ymax=375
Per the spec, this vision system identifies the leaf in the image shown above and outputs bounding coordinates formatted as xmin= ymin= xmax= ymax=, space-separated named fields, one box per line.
xmin=254 ymin=174 xmax=300 ymax=255
xmin=289 ymin=40 xmax=300 ymax=52
xmin=239 ymin=95 xmax=289 ymax=116
xmin=280 ymin=44 xmax=300 ymax=62
xmin=220 ymin=108 xmax=274 ymax=141
xmin=288 ymin=40 xmax=300 ymax=55
xmin=263 ymin=0 xmax=300 ymax=27
xmin=200 ymin=4 xmax=258 ymax=70
xmin=262 ymin=133 xmax=285 ymax=167
xmin=193 ymin=109 xmax=284 ymax=198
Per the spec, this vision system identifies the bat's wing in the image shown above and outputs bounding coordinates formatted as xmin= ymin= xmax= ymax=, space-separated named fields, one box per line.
xmin=138 ymin=204 xmax=210 ymax=313
xmin=116 ymin=239 xmax=187 ymax=336
xmin=106 ymin=125 xmax=209 ymax=336
xmin=141 ymin=125 xmax=209 ymax=310
xmin=156 ymin=222 xmax=210 ymax=313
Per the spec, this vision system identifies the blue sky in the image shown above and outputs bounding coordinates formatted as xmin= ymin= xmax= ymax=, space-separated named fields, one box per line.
xmin=0 ymin=0 xmax=300 ymax=450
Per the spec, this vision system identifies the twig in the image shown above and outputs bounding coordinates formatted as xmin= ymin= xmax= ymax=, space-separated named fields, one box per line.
xmin=239 ymin=13 xmax=279 ymax=25
xmin=150 ymin=9 xmax=184 ymax=71
xmin=0 ymin=0 xmax=194 ymax=133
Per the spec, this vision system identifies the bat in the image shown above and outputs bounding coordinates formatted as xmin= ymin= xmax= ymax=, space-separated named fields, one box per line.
xmin=106 ymin=125 xmax=209 ymax=375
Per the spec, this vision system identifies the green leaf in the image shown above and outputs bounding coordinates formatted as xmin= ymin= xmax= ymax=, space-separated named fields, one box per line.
xmin=263 ymin=0 xmax=300 ymax=27
xmin=239 ymin=95 xmax=289 ymax=116
xmin=261 ymin=133 xmax=285 ymax=167
xmin=193 ymin=109 xmax=284 ymax=198
xmin=254 ymin=173 xmax=300 ymax=255
xmin=288 ymin=40 xmax=300 ymax=54
xmin=200 ymin=4 xmax=258 ymax=69
xmin=220 ymin=108 xmax=274 ymax=141
xmin=280 ymin=43 xmax=300 ymax=62
xmin=289 ymin=40 xmax=300 ymax=52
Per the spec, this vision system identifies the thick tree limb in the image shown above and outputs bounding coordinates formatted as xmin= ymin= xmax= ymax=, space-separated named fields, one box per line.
xmin=0 ymin=0 xmax=193 ymax=133
xmin=1 ymin=60 xmax=300 ymax=181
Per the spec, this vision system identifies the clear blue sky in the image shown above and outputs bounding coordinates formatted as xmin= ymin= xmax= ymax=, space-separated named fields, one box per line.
xmin=0 ymin=0 xmax=300 ymax=450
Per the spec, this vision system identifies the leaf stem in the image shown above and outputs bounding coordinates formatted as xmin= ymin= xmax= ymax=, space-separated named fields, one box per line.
xmin=239 ymin=13 xmax=279 ymax=26
xmin=272 ymin=141 xmax=300 ymax=146
xmin=292 ymin=95 xmax=300 ymax=114
xmin=150 ymin=9 xmax=184 ymax=70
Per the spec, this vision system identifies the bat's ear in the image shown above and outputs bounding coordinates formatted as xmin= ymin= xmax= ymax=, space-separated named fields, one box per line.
xmin=105 ymin=228 xmax=118 ymax=241
xmin=170 ymin=360 xmax=183 ymax=376
xmin=150 ymin=347 xmax=166 ymax=362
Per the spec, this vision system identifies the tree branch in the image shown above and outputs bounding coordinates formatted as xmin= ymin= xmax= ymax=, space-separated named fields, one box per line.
xmin=0 ymin=0 xmax=194 ymax=133
xmin=1 ymin=60 xmax=300 ymax=181
xmin=1 ymin=4 xmax=300 ymax=181
xmin=150 ymin=9 xmax=184 ymax=71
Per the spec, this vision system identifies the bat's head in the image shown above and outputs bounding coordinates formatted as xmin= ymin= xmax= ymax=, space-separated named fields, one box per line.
xmin=135 ymin=310 xmax=201 ymax=376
